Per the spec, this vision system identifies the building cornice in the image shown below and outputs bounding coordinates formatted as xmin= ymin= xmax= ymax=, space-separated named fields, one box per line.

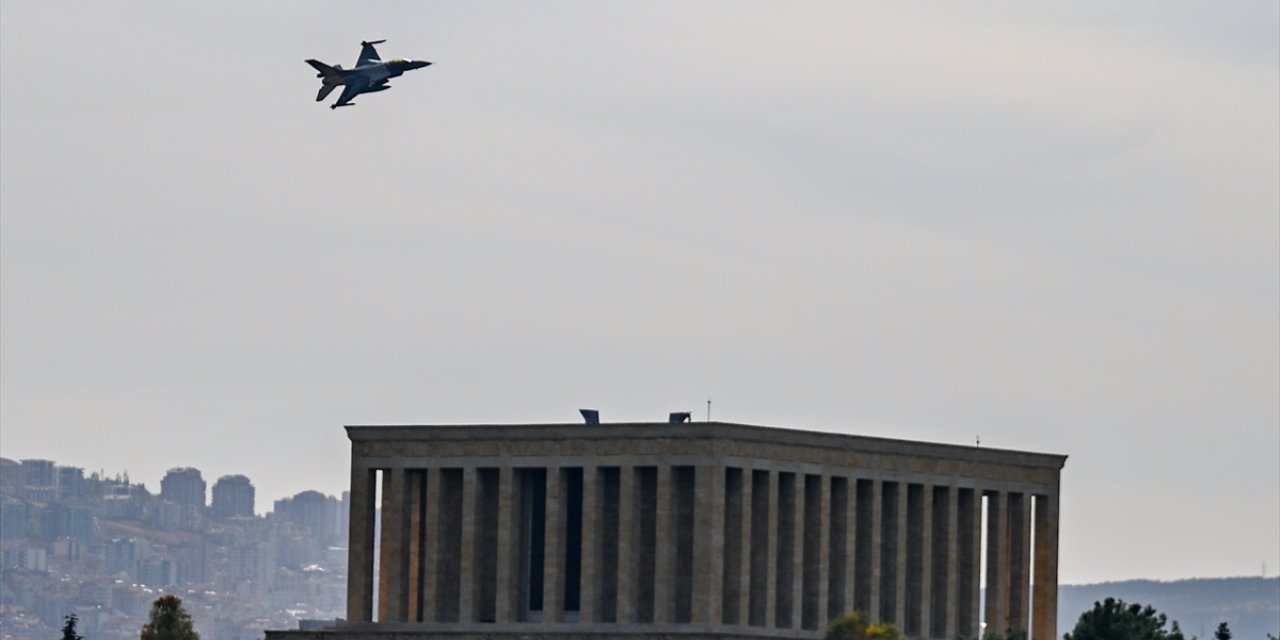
xmin=345 ymin=422 xmax=1067 ymax=470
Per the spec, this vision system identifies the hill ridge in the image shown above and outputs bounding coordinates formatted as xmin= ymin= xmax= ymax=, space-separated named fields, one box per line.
xmin=1058 ymin=576 xmax=1279 ymax=639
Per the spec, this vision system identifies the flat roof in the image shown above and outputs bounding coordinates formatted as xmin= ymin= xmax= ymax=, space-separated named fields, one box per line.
xmin=346 ymin=421 xmax=1067 ymax=470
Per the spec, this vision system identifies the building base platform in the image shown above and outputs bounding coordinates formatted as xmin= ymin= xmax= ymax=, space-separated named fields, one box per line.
xmin=266 ymin=623 xmax=822 ymax=640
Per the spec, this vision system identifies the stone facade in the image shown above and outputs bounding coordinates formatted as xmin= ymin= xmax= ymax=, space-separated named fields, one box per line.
xmin=268 ymin=422 xmax=1065 ymax=640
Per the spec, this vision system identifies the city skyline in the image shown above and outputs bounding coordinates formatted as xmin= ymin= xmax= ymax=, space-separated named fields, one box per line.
xmin=2 ymin=2 xmax=1277 ymax=588
xmin=0 ymin=454 xmax=349 ymax=640
xmin=1 ymin=455 xmax=346 ymax=516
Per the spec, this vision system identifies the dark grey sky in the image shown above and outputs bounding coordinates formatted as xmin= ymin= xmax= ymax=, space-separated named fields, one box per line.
xmin=1 ymin=2 xmax=1276 ymax=584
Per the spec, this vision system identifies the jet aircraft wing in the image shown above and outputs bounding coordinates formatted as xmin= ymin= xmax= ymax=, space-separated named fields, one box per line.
xmin=332 ymin=76 xmax=370 ymax=108
xmin=357 ymin=40 xmax=385 ymax=67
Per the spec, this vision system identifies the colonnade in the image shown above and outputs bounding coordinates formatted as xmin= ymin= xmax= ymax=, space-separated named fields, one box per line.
xmin=346 ymin=462 xmax=1059 ymax=640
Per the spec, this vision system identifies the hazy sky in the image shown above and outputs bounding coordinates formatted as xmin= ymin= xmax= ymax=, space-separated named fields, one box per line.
xmin=2 ymin=2 xmax=1276 ymax=585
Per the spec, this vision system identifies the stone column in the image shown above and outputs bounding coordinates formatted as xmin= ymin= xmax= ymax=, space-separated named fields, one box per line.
xmin=459 ymin=467 xmax=479 ymax=621
xmin=654 ymin=465 xmax=676 ymax=623
xmin=720 ymin=468 xmax=740 ymax=625
xmin=1032 ymin=493 xmax=1060 ymax=640
xmin=784 ymin=473 xmax=804 ymax=629
xmin=745 ymin=471 xmax=766 ymax=627
xmin=985 ymin=490 xmax=1010 ymax=635
xmin=877 ymin=481 xmax=900 ymax=624
xmin=764 ymin=470 xmax=779 ymax=628
xmin=346 ymin=464 xmax=376 ymax=622
xmin=378 ymin=467 xmax=409 ymax=622
xmin=580 ymin=465 xmax=601 ymax=622
xmin=939 ymin=486 xmax=959 ymax=640
xmin=495 ymin=467 xmax=520 ymax=622
xmin=814 ymin=474 xmax=830 ymax=627
xmin=693 ymin=464 xmax=726 ymax=623
xmin=860 ymin=478 xmax=882 ymax=619
xmin=918 ymin=485 xmax=934 ymax=639
xmin=732 ymin=467 xmax=753 ymax=626
xmin=842 ymin=477 xmax=858 ymax=616
xmin=421 ymin=468 xmax=444 ymax=622
xmin=1008 ymin=492 xmax=1031 ymax=633
xmin=407 ymin=471 xmax=426 ymax=622
xmin=617 ymin=466 xmax=639 ymax=623
xmin=543 ymin=466 xmax=565 ymax=623
xmin=892 ymin=482 xmax=908 ymax=627
xmin=960 ymin=488 xmax=982 ymax=639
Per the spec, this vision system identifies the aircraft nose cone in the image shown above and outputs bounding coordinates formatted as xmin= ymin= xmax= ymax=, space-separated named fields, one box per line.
xmin=414 ymin=60 xmax=432 ymax=69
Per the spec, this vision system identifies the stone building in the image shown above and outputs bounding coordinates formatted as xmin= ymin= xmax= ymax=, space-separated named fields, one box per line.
xmin=271 ymin=421 xmax=1065 ymax=640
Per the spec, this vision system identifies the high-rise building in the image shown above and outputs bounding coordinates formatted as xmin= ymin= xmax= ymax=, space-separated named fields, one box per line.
xmin=0 ymin=458 xmax=21 ymax=494
xmin=211 ymin=474 xmax=256 ymax=519
xmin=340 ymin=490 xmax=351 ymax=547
xmin=37 ymin=503 xmax=95 ymax=544
xmin=104 ymin=537 xmax=153 ymax=577
xmin=57 ymin=466 xmax=85 ymax=501
xmin=274 ymin=490 xmax=343 ymax=546
xmin=19 ymin=459 xmax=55 ymax=489
xmin=160 ymin=468 xmax=206 ymax=511
xmin=0 ymin=497 xmax=29 ymax=540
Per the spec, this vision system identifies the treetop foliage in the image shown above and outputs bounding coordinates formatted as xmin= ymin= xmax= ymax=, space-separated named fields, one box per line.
xmin=140 ymin=595 xmax=200 ymax=640
xmin=1064 ymin=597 xmax=1186 ymax=640
xmin=1212 ymin=622 xmax=1231 ymax=640
xmin=824 ymin=611 xmax=902 ymax=640
xmin=61 ymin=614 xmax=84 ymax=640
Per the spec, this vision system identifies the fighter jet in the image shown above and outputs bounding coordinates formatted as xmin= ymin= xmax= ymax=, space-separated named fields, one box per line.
xmin=306 ymin=40 xmax=431 ymax=109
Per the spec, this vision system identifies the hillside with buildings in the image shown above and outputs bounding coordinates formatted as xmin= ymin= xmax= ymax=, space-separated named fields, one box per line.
xmin=0 ymin=457 xmax=348 ymax=640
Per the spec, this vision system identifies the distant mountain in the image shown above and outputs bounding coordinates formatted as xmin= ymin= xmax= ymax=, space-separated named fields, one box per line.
xmin=1059 ymin=577 xmax=1279 ymax=640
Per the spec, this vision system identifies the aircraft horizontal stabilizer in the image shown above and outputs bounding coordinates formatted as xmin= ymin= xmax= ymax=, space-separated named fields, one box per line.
xmin=306 ymin=59 xmax=341 ymax=79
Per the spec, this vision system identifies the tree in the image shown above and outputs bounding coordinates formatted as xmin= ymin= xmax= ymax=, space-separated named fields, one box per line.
xmin=1213 ymin=622 xmax=1231 ymax=640
xmin=61 ymin=614 xmax=84 ymax=640
xmin=1063 ymin=597 xmax=1186 ymax=640
xmin=140 ymin=595 xmax=199 ymax=640
xmin=824 ymin=611 xmax=902 ymax=640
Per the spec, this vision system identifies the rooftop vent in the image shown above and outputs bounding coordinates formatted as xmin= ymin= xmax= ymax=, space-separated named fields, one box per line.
xmin=579 ymin=409 xmax=600 ymax=425
xmin=669 ymin=412 xmax=691 ymax=423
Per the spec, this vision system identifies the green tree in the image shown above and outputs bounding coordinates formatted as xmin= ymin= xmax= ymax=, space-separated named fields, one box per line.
xmin=824 ymin=611 xmax=902 ymax=640
xmin=61 ymin=614 xmax=84 ymax=640
xmin=140 ymin=595 xmax=199 ymax=640
xmin=1063 ymin=598 xmax=1186 ymax=640
xmin=1212 ymin=622 xmax=1230 ymax=640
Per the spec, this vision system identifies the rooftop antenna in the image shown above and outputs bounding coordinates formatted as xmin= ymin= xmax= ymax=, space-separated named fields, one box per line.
xmin=976 ymin=435 xmax=981 ymax=447
xmin=706 ymin=398 xmax=712 ymax=422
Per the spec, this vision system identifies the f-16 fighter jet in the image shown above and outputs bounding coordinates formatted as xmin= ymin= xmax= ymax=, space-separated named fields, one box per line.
xmin=306 ymin=40 xmax=431 ymax=109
